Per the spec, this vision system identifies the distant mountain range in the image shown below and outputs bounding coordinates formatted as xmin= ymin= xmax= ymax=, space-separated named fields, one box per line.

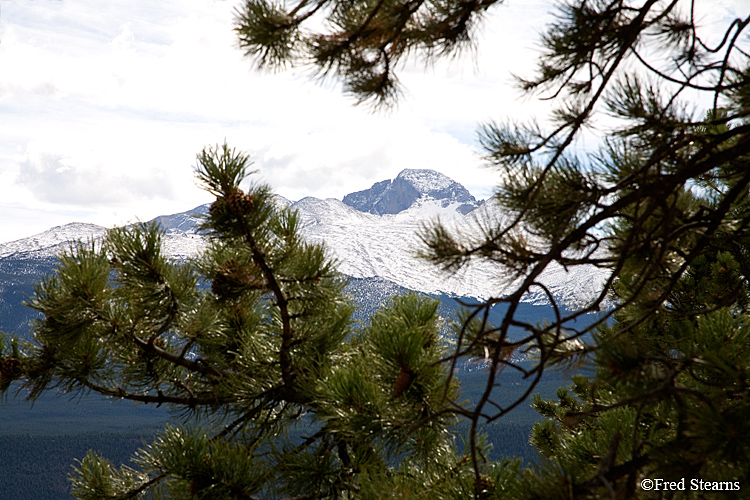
xmin=0 ymin=168 xmax=609 ymax=311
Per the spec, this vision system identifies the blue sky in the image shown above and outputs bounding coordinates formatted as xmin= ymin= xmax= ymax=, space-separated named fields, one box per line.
xmin=0 ymin=0 xmax=744 ymax=242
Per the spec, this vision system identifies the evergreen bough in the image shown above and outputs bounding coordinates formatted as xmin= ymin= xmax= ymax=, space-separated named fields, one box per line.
xmin=1 ymin=144 xmax=511 ymax=499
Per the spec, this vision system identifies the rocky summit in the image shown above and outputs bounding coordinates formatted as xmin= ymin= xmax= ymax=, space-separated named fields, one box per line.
xmin=342 ymin=169 xmax=481 ymax=216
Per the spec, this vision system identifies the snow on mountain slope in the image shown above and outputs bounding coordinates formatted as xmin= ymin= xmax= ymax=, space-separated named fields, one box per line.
xmin=292 ymin=196 xmax=608 ymax=305
xmin=0 ymin=222 xmax=207 ymax=262
xmin=292 ymin=196 xmax=480 ymax=293
xmin=398 ymin=168 xmax=455 ymax=192
xmin=0 ymin=223 xmax=107 ymax=260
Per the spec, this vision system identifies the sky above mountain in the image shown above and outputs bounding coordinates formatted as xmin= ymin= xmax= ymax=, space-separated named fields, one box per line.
xmin=0 ymin=0 xmax=744 ymax=243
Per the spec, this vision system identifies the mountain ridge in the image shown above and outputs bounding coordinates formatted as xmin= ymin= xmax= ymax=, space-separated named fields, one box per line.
xmin=0 ymin=170 xmax=608 ymax=306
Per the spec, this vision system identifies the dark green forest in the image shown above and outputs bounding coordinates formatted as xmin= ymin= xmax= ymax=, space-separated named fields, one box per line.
xmin=0 ymin=424 xmax=536 ymax=500
xmin=0 ymin=369 xmax=556 ymax=500
xmin=1 ymin=283 xmax=577 ymax=499
xmin=0 ymin=433 xmax=154 ymax=500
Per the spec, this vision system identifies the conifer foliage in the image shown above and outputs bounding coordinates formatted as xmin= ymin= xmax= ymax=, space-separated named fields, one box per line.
xmin=235 ymin=0 xmax=750 ymax=497
xmin=0 ymin=144 xmax=497 ymax=499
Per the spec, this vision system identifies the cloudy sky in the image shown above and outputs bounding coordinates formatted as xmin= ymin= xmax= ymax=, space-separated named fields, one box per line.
xmin=0 ymin=0 xmax=744 ymax=243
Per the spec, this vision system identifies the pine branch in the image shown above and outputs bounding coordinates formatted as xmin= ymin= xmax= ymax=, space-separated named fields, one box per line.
xmin=129 ymin=332 xmax=225 ymax=379
xmin=76 ymin=377 xmax=211 ymax=406
xmin=243 ymin=231 xmax=296 ymax=394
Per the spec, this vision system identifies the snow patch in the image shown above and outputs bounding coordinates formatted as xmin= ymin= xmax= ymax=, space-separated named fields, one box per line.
xmin=396 ymin=169 xmax=455 ymax=193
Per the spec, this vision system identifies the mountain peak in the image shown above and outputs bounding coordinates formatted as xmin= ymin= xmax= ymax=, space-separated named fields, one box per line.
xmin=342 ymin=169 xmax=480 ymax=216
xmin=395 ymin=169 xmax=455 ymax=193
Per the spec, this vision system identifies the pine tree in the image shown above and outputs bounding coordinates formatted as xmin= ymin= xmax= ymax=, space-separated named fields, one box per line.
xmin=515 ymin=222 xmax=750 ymax=498
xmin=233 ymin=0 xmax=750 ymax=497
xmin=3 ymin=1 xmax=750 ymax=498
xmin=0 ymin=144 xmax=513 ymax=499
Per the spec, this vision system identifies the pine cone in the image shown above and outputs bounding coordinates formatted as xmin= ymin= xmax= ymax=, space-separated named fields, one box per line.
xmin=209 ymin=198 xmax=228 ymax=219
xmin=226 ymin=189 xmax=255 ymax=216
xmin=190 ymin=478 xmax=209 ymax=496
xmin=212 ymin=259 xmax=264 ymax=298
xmin=211 ymin=272 xmax=230 ymax=297
xmin=476 ymin=475 xmax=495 ymax=500
xmin=0 ymin=357 xmax=22 ymax=379
xmin=393 ymin=367 xmax=413 ymax=398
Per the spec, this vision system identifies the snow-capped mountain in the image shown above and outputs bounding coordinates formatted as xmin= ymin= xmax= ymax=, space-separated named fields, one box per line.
xmin=343 ymin=168 xmax=481 ymax=216
xmin=0 ymin=220 xmax=205 ymax=262
xmin=0 ymin=169 xmax=608 ymax=306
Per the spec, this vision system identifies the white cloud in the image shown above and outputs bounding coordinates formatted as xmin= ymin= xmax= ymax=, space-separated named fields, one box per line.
xmin=17 ymin=152 xmax=175 ymax=205
xmin=0 ymin=0 xmax=746 ymax=243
